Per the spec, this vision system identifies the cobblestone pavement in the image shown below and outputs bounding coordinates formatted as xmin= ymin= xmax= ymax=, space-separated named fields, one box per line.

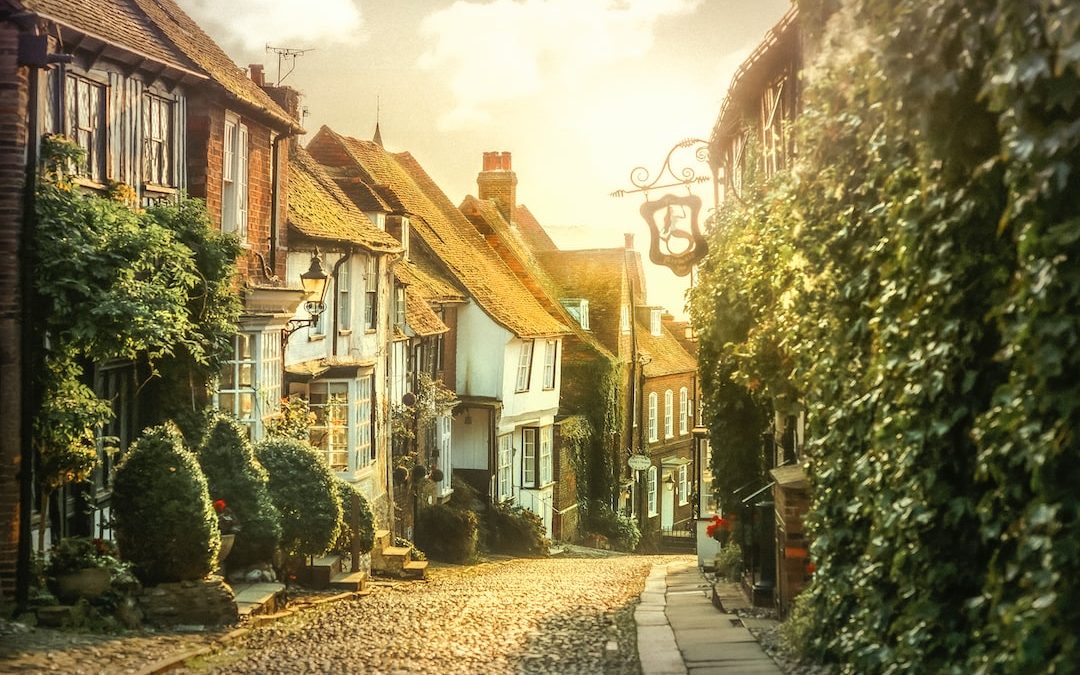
xmin=187 ymin=555 xmax=691 ymax=675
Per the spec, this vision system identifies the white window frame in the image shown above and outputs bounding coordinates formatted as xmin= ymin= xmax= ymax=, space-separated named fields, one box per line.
xmin=364 ymin=255 xmax=378 ymax=331
xmin=651 ymin=309 xmax=662 ymax=336
xmin=620 ymin=304 xmax=630 ymax=333
xmin=522 ymin=427 xmax=537 ymax=487
xmin=222 ymin=113 xmax=249 ymax=241
xmin=356 ymin=375 xmax=374 ymax=468
xmin=217 ymin=333 xmax=257 ymax=434
xmin=678 ymin=464 xmax=689 ymax=505
xmin=664 ymin=389 xmax=674 ymax=439
xmin=142 ymin=92 xmax=174 ymax=187
xmin=648 ymin=392 xmax=658 ymax=442
xmin=308 ymin=381 xmax=350 ymax=472
xmin=497 ymin=434 xmax=513 ymax=500
xmin=539 ymin=426 xmax=553 ymax=485
xmin=436 ymin=415 xmax=453 ymax=496
xmin=648 ymin=466 xmax=658 ymax=516
xmin=515 ymin=340 xmax=534 ymax=392
xmin=542 ymin=340 xmax=557 ymax=390
xmin=395 ymin=285 xmax=406 ymax=328
xmin=337 ymin=262 xmax=351 ymax=331
xmin=679 ymin=387 xmax=689 ymax=435
xmin=579 ymin=299 xmax=590 ymax=330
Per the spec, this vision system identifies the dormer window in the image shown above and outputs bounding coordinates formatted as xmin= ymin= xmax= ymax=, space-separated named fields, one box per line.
xmin=621 ymin=305 xmax=630 ymax=334
xmin=650 ymin=309 xmax=662 ymax=336
xmin=561 ymin=298 xmax=590 ymax=330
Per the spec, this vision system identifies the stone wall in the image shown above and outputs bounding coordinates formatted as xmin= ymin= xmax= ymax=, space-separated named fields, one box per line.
xmin=137 ymin=576 xmax=238 ymax=627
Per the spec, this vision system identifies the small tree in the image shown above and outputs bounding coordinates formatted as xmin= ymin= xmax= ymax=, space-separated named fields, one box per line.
xmin=112 ymin=423 xmax=219 ymax=584
xmin=198 ymin=414 xmax=281 ymax=566
xmin=332 ymin=478 xmax=375 ymax=558
xmin=255 ymin=437 xmax=341 ymax=558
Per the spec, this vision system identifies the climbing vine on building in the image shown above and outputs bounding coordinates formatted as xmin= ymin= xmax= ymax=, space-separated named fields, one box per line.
xmin=692 ymin=0 xmax=1080 ymax=670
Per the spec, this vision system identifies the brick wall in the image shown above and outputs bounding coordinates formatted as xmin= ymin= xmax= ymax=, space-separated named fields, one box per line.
xmin=0 ymin=21 xmax=28 ymax=599
xmin=552 ymin=421 xmax=579 ymax=542
xmin=476 ymin=152 xmax=516 ymax=224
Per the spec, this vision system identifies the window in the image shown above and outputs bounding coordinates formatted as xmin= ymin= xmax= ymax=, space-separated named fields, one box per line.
xmin=218 ymin=333 xmax=257 ymax=434
xmin=679 ymin=387 xmax=689 ymax=435
xmin=337 ymin=263 xmax=350 ymax=331
xmin=678 ymin=464 xmax=689 ymax=505
xmin=621 ymin=305 xmax=631 ymax=333
xmin=309 ymin=382 xmax=349 ymax=471
xmin=515 ymin=340 xmax=534 ymax=392
xmin=522 ymin=427 xmax=537 ymax=487
xmin=436 ymin=415 xmax=452 ymax=494
xmin=222 ymin=115 xmax=249 ymax=240
xmin=356 ymin=375 xmax=374 ymax=467
xmin=648 ymin=392 xmax=658 ymax=442
xmin=664 ymin=389 xmax=674 ymax=439
xmin=364 ymin=255 xmax=378 ymax=330
xmin=650 ymin=309 xmax=662 ymax=336
xmin=539 ymin=426 xmax=553 ymax=485
xmin=395 ymin=286 xmax=406 ymax=328
xmin=142 ymin=94 xmax=174 ymax=186
xmin=497 ymin=434 xmax=513 ymax=500
xmin=542 ymin=340 xmax=557 ymax=390
xmin=560 ymin=299 xmax=589 ymax=330
xmin=259 ymin=332 xmax=282 ymax=425
xmin=647 ymin=466 xmax=658 ymax=516
xmin=65 ymin=74 xmax=107 ymax=182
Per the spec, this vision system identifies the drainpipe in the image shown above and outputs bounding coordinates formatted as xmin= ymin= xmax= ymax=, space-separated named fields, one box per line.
xmin=269 ymin=131 xmax=299 ymax=276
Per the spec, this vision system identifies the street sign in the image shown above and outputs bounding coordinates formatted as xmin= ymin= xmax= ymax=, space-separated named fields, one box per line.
xmin=627 ymin=454 xmax=651 ymax=471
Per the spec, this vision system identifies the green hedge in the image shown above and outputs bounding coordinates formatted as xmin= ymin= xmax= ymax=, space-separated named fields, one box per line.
xmin=690 ymin=1 xmax=1080 ymax=671
xmin=414 ymin=503 xmax=478 ymax=563
xmin=484 ymin=502 xmax=549 ymax=557
xmin=581 ymin=501 xmax=640 ymax=552
xmin=254 ymin=437 xmax=341 ymax=558
xmin=112 ymin=423 xmax=219 ymax=584
xmin=332 ymin=478 xmax=375 ymax=558
xmin=198 ymin=414 xmax=281 ymax=566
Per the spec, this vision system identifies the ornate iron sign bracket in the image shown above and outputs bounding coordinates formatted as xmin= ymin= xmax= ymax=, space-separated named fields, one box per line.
xmin=612 ymin=138 xmax=710 ymax=277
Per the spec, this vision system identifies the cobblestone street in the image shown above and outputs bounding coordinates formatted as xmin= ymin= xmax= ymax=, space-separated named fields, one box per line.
xmin=191 ymin=555 xmax=687 ymax=674
xmin=1 ymin=554 xmax=693 ymax=674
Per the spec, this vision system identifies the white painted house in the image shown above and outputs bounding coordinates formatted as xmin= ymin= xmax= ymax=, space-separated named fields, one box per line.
xmin=305 ymin=127 xmax=570 ymax=537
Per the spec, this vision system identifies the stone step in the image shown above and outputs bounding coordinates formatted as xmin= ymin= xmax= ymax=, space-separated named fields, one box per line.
xmin=373 ymin=529 xmax=392 ymax=549
xmin=379 ymin=546 xmax=412 ymax=559
xmin=402 ymin=560 xmax=428 ymax=579
xmin=233 ymin=582 xmax=286 ymax=617
xmin=329 ymin=570 xmax=367 ymax=592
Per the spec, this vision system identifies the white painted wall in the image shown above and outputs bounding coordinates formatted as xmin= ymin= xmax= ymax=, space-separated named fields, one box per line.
xmin=452 ymin=407 xmax=491 ymax=470
xmin=454 ymin=302 xmax=509 ymax=398
xmin=499 ymin=337 xmax=561 ymax=425
xmin=518 ymin=486 xmax=554 ymax=538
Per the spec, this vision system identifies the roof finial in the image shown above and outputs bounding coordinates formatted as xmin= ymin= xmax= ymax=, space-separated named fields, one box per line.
xmin=373 ymin=96 xmax=383 ymax=148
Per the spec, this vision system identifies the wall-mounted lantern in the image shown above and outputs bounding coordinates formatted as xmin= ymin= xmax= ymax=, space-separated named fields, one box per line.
xmin=282 ymin=249 xmax=329 ymax=344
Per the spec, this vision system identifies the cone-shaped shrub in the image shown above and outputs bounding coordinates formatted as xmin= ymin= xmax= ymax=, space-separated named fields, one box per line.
xmin=332 ymin=478 xmax=375 ymax=557
xmin=415 ymin=503 xmax=478 ymax=563
xmin=112 ymin=422 xmax=219 ymax=584
xmin=198 ymin=414 xmax=281 ymax=566
xmin=254 ymin=436 xmax=341 ymax=557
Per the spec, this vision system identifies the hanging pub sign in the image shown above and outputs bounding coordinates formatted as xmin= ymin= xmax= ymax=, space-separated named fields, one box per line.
xmin=611 ymin=138 xmax=711 ymax=276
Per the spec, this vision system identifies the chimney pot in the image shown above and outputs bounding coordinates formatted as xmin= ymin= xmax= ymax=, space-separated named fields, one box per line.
xmin=482 ymin=152 xmax=498 ymax=171
xmin=624 ymin=233 xmax=635 ymax=250
xmin=500 ymin=151 xmax=512 ymax=170
xmin=249 ymin=64 xmax=264 ymax=87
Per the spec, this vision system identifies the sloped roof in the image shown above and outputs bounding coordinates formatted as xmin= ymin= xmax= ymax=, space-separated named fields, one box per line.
xmin=128 ymin=0 xmax=302 ymax=132
xmin=513 ymin=204 xmax=558 ymax=251
xmin=287 ymin=147 xmax=402 ymax=252
xmin=639 ymin=321 xmax=697 ymax=377
xmin=404 ymin=291 xmax=448 ymax=337
xmin=308 ymin=126 xmax=569 ymax=339
xmin=394 ymin=258 xmax=465 ymax=305
xmin=21 ymin=0 xmax=198 ymax=73
xmin=461 ymin=196 xmax=613 ymax=360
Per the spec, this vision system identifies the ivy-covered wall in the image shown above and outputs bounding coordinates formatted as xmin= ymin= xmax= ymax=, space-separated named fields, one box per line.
xmin=691 ymin=0 xmax=1080 ymax=670
xmin=561 ymin=352 xmax=624 ymax=512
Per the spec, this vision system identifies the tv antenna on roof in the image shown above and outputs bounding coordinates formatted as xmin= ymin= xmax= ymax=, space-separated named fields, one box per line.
xmin=265 ymin=44 xmax=314 ymax=86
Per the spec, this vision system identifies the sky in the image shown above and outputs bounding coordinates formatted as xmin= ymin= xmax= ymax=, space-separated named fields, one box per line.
xmin=177 ymin=0 xmax=792 ymax=318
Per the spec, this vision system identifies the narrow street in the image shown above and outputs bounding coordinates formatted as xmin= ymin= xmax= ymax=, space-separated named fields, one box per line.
xmin=183 ymin=554 xmax=690 ymax=674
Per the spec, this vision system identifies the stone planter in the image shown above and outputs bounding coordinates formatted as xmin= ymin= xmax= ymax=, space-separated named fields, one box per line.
xmin=51 ymin=567 xmax=111 ymax=603
xmin=219 ymin=534 xmax=236 ymax=563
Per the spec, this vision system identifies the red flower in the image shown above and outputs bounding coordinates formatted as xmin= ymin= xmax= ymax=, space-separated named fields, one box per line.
xmin=806 ymin=561 xmax=816 ymax=574
xmin=213 ymin=499 xmax=227 ymax=513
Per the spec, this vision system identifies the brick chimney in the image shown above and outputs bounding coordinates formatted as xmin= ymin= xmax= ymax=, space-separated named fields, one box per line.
xmin=624 ymin=232 xmax=634 ymax=250
xmin=249 ymin=64 xmax=265 ymax=87
xmin=477 ymin=151 xmax=517 ymax=224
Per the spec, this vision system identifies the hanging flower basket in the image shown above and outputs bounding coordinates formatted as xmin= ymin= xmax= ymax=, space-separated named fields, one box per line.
xmin=51 ymin=567 xmax=112 ymax=603
xmin=393 ymin=466 xmax=409 ymax=485
xmin=429 ymin=467 xmax=445 ymax=482
xmin=411 ymin=464 xmax=428 ymax=480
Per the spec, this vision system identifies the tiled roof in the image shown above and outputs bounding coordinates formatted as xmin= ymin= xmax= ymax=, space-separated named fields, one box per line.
xmin=460 ymin=196 xmax=613 ymax=360
xmin=22 ymin=0 xmax=198 ymax=73
xmin=639 ymin=321 xmax=697 ymax=377
xmin=404 ymin=290 xmax=448 ymax=337
xmin=128 ymin=0 xmax=302 ymax=132
xmin=287 ymin=147 xmax=402 ymax=252
xmin=308 ymin=127 xmax=569 ymax=339
xmin=513 ymin=204 xmax=558 ymax=251
xmin=394 ymin=258 xmax=465 ymax=305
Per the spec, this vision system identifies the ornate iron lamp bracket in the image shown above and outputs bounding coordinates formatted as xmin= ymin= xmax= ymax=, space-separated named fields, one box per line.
xmin=612 ymin=138 xmax=710 ymax=277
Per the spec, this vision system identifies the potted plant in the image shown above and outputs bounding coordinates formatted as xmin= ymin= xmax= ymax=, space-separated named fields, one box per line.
xmin=212 ymin=499 xmax=242 ymax=562
xmin=46 ymin=537 xmax=125 ymax=603
xmin=429 ymin=467 xmax=445 ymax=483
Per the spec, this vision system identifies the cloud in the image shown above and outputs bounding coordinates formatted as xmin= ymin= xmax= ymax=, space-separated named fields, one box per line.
xmin=179 ymin=0 xmax=364 ymax=52
xmin=418 ymin=0 xmax=702 ymax=130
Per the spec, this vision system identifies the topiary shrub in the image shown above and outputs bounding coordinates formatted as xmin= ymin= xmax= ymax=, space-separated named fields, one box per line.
xmin=414 ymin=503 xmax=477 ymax=563
xmin=112 ymin=422 xmax=219 ymax=584
xmin=485 ymin=502 xmax=550 ymax=557
xmin=332 ymin=478 xmax=375 ymax=558
xmin=582 ymin=501 xmax=640 ymax=552
xmin=198 ymin=414 xmax=281 ymax=566
xmin=254 ymin=436 xmax=341 ymax=558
